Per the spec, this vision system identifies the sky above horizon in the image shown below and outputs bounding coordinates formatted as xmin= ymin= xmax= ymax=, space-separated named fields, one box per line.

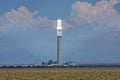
xmin=0 ymin=0 xmax=120 ymax=64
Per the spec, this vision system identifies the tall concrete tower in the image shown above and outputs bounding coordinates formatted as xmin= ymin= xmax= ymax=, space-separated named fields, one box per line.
xmin=56 ymin=19 xmax=62 ymax=65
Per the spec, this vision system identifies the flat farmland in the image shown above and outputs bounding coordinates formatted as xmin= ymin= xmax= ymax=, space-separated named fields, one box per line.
xmin=0 ymin=68 xmax=120 ymax=80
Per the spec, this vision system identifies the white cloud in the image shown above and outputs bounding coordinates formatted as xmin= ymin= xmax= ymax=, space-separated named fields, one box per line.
xmin=0 ymin=6 xmax=70 ymax=32
xmin=0 ymin=6 xmax=56 ymax=31
xmin=68 ymin=0 xmax=120 ymax=31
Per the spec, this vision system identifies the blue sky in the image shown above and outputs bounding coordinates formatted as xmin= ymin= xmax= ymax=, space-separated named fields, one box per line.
xmin=0 ymin=0 xmax=120 ymax=64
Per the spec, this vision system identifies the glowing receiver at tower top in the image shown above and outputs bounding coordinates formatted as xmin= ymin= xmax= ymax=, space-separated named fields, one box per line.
xmin=56 ymin=19 xmax=62 ymax=36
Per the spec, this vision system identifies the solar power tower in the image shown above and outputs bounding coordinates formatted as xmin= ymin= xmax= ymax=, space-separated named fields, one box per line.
xmin=56 ymin=19 xmax=62 ymax=65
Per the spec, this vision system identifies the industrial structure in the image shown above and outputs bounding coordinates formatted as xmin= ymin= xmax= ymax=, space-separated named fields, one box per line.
xmin=56 ymin=19 xmax=62 ymax=65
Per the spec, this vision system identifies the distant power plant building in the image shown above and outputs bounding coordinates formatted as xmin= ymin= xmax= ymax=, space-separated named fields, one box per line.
xmin=56 ymin=19 xmax=62 ymax=65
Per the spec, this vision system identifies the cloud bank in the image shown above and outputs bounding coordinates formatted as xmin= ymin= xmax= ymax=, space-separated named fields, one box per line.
xmin=0 ymin=0 xmax=120 ymax=32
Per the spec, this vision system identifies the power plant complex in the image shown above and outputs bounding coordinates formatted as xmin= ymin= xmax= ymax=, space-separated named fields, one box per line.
xmin=1 ymin=20 xmax=120 ymax=68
